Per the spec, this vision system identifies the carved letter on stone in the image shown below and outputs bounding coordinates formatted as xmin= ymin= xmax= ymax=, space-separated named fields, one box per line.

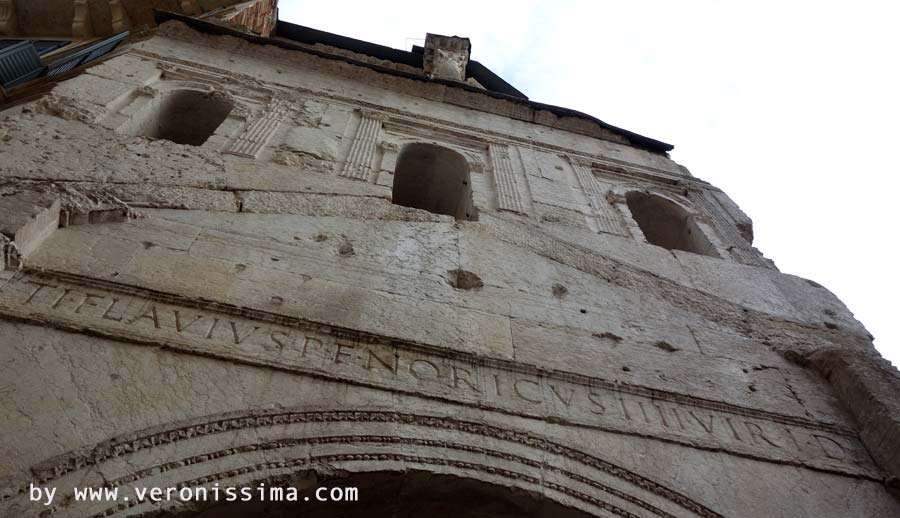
xmin=489 ymin=143 xmax=527 ymax=214
xmin=340 ymin=112 xmax=383 ymax=182
xmin=225 ymin=99 xmax=289 ymax=159
xmin=0 ymin=273 xmax=881 ymax=479
xmin=569 ymin=157 xmax=627 ymax=236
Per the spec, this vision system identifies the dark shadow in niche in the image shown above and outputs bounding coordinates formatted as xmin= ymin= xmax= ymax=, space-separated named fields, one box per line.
xmin=625 ymin=191 xmax=718 ymax=257
xmin=133 ymin=90 xmax=232 ymax=146
xmin=178 ymin=470 xmax=593 ymax=518
xmin=392 ymin=143 xmax=476 ymax=221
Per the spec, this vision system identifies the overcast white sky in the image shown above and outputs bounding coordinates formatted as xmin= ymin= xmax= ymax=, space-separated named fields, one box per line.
xmin=279 ymin=1 xmax=900 ymax=366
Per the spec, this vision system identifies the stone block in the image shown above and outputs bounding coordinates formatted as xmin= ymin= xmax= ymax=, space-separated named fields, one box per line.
xmin=0 ymin=189 xmax=60 ymax=264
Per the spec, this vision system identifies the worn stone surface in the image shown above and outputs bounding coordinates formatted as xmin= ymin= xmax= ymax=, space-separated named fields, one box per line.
xmin=0 ymin=14 xmax=898 ymax=518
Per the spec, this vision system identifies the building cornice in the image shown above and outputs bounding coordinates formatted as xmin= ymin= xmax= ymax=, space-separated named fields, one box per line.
xmin=153 ymin=9 xmax=675 ymax=155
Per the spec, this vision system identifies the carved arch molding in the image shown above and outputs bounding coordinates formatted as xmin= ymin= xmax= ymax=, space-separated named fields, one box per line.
xmin=0 ymin=409 xmax=723 ymax=518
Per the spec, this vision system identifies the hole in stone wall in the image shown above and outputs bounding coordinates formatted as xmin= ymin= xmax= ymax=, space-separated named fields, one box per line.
xmin=653 ymin=341 xmax=679 ymax=353
xmin=593 ymin=331 xmax=623 ymax=342
xmin=131 ymin=90 xmax=232 ymax=146
xmin=624 ymin=191 xmax=718 ymax=257
xmin=551 ymin=283 xmax=568 ymax=298
xmin=392 ymin=143 xmax=476 ymax=221
xmin=446 ymin=269 xmax=483 ymax=290
xmin=336 ymin=240 xmax=355 ymax=257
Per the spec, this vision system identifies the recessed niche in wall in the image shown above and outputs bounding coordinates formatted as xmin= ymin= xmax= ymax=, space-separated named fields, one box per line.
xmin=130 ymin=89 xmax=233 ymax=146
xmin=625 ymin=191 xmax=717 ymax=257
xmin=392 ymin=143 xmax=476 ymax=221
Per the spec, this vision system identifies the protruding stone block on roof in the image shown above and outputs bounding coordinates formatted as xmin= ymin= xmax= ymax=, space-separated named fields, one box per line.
xmin=423 ymin=33 xmax=470 ymax=82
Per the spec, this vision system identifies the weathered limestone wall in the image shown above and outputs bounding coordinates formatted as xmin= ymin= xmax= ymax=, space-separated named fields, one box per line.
xmin=1 ymin=19 xmax=898 ymax=517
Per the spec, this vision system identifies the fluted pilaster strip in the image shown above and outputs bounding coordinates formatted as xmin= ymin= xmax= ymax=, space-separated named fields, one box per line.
xmin=225 ymin=99 xmax=288 ymax=158
xmin=570 ymin=158 xmax=626 ymax=235
xmin=489 ymin=143 xmax=526 ymax=214
xmin=340 ymin=114 xmax=382 ymax=181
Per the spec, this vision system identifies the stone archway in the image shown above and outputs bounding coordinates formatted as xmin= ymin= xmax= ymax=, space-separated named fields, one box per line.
xmin=2 ymin=409 xmax=724 ymax=518
xmin=173 ymin=471 xmax=593 ymax=518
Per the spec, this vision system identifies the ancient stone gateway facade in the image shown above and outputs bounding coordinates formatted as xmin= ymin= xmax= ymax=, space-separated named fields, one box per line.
xmin=1 ymin=4 xmax=899 ymax=517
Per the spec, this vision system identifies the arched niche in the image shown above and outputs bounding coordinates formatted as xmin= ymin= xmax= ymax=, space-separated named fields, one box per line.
xmin=625 ymin=191 xmax=718 ymax=257
xmin=128 ymin=88 xmax=234 ymax=146
xmin=392 ymin=143 xmax=476 ymax=221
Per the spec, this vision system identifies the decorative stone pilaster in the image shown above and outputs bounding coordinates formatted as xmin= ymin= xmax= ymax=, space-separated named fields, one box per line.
xmin=72 ymin=0 xmax=94 ymax=37
xmin=489 ymin=143 xmax=527 ymax=214
xmin=340 ymin=111 xmax=384 ymax=181
xmin=0 ymin=0 xmax=18 ymax=36
xmin=606 ymin=190 xmax=645 ymax=241
xmin=374 ymin=141 xmax=399 ymax=187
xmin=568 ymin=157 xmax=627 ymax=235
xmin=109 ymin=0 xmax=131 ymax=33
xmin=225 ymin=99 xmax=289 ymax=159
xmin=379 ymin=141 xmax=399 ymax=172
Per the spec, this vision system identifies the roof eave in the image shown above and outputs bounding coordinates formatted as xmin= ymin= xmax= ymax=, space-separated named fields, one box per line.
xmin=152 ymin=10 xmax=674 ymax=153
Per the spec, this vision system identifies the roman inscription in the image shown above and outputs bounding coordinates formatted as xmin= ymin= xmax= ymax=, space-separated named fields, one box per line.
xmin=0 ymin=273 xmax=879 ymax=478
